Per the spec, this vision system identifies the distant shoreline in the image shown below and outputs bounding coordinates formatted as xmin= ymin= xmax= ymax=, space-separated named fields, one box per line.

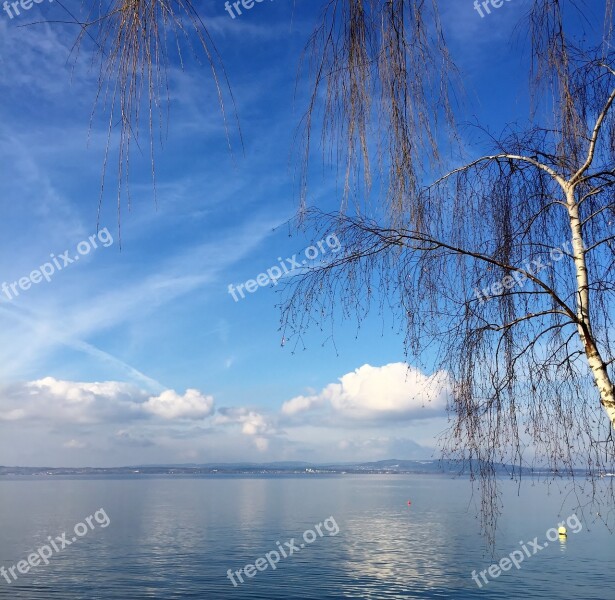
xmin=0 ymin=459 xmax=600 ymax=478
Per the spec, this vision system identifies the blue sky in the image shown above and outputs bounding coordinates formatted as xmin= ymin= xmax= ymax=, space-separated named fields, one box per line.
xmin=0 ymin=0 xmax=607 ymax=466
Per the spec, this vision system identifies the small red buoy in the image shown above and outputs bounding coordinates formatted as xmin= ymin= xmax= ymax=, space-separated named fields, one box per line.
xmin=407 ymin=500 xmax=412 ymax=506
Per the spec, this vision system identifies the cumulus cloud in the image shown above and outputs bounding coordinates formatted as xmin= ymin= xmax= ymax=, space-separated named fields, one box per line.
xmin=0 ymin=377 xmax=214 ymax=423
xmin=0 ymin=377 xmax=145 ymax=424
xmin=281 ymin=393 xmax=326 ymax=416
xmin=214 ymin=407 xmax=276 ymax=436
xmin=0 ymin=368 xmax=445 ymax=464
xmin=142 ymin=389 xmax=214 ymax=420
xmin=213 ymin=407 xmax=277 ymax=451
xmin=282 ymin=363 xmax=449 ymax=421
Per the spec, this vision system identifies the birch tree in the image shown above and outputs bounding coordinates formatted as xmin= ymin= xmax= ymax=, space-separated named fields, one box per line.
xmin=281 ymin=1 xmax=615 ymax=537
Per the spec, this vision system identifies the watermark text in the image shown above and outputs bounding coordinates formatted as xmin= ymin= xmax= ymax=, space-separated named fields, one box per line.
xmin=1 ymin=508 xmax=111 ymax=584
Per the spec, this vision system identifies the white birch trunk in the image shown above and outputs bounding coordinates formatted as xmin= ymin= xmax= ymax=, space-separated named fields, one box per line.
xmin=565 ymin=185 xmax=615 ymax=430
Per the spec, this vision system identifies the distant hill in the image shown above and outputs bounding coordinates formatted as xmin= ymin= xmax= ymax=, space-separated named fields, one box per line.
xmin=0 ymin=459 xmax=591 ymax=477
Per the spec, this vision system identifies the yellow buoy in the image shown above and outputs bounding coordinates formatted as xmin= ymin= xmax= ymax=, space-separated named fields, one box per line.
xmin=558 ymin=526 xmax=567 ymax=536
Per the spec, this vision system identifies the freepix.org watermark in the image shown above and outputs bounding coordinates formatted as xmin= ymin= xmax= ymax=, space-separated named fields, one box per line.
xmin=227 ymin=233 xmax=342 ymax=302
xmin=1 ymin=228 xmax=114 ymax=302
xmin=226 ymin=516 xmax=340 ymax=587
xmin=473 ymin=239 xmax=573 ymax=304
xmin=2 ymin=0 xmax=53 ymax=20
xmin=473 ymin=0 xmax=516 ymax=19
xmin=1 ymin=508 xmax=111 ymax=585
xmin=471 ymin=513 xmax=582 ymax=588
xmin=224 ymin=0 xmax=272 ymax=19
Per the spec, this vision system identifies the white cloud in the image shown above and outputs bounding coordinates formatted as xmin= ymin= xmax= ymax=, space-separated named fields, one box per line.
xmin=282 ymin=393 xmax=325 ymax=416
xmin=0 ymin=377 xmax=214 ymax=423
xmin=282 ymin=363 xmax=449 ymax=421
xmin=213 ymin=407 xmax=276 ymax=436
xmin=63 ymin=439 xmax=87 ymax=449
xmin=0 ymin=368 xmax=444 ymax=465
xmin=6 ymin=377 xmax=145 ymax=424
xmin=212 ymin=407 xmax=279 ymax=451
xmin=241 ymin=413 xmax=270 ymax=436
xmin=142 ymin=389 xmax=214 ymax=420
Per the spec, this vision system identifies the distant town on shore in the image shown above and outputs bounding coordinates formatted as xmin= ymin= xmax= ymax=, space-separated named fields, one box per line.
xmin=0 ymin=459 xmax=603 ymax=477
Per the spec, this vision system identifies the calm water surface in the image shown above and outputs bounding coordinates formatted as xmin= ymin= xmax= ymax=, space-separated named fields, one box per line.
xmin=0 ymin=475 xmax=613 ymax=599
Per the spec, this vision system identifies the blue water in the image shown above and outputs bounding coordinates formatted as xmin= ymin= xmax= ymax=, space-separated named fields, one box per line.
xmin=0 ymin=475 xmax=613 ymax=598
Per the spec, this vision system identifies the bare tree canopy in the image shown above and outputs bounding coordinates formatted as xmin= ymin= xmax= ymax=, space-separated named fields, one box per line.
xmin=281 ymin=1 xmax=615 ymax=539
xmin=66 ymin=0 xmax=240 ymax=230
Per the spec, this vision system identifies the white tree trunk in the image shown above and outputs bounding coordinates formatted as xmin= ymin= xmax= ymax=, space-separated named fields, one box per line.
xmin=585 ymin=343 xmax=615 ymax=429
xmin=566 ymin=185 xmax=615 ymax=430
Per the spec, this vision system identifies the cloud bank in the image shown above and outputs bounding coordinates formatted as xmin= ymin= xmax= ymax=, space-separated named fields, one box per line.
xmin=0 ymin=377 xmax=214 ymax=423
xmin=0 ymin=364 xmax=447 ymax=465
xmin=282 ymin=363 xmax=449 ymax=421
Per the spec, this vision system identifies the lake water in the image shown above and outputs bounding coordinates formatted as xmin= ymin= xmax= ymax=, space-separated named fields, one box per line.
xmin=0 ymin=475 xmax=613 ymax=599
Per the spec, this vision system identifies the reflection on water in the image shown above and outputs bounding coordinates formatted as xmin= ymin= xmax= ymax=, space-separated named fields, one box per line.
xmin=559 ymin=534 xmax=567 ymax=553
xmin=0 ymin=475 xmax=613 ymax=599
